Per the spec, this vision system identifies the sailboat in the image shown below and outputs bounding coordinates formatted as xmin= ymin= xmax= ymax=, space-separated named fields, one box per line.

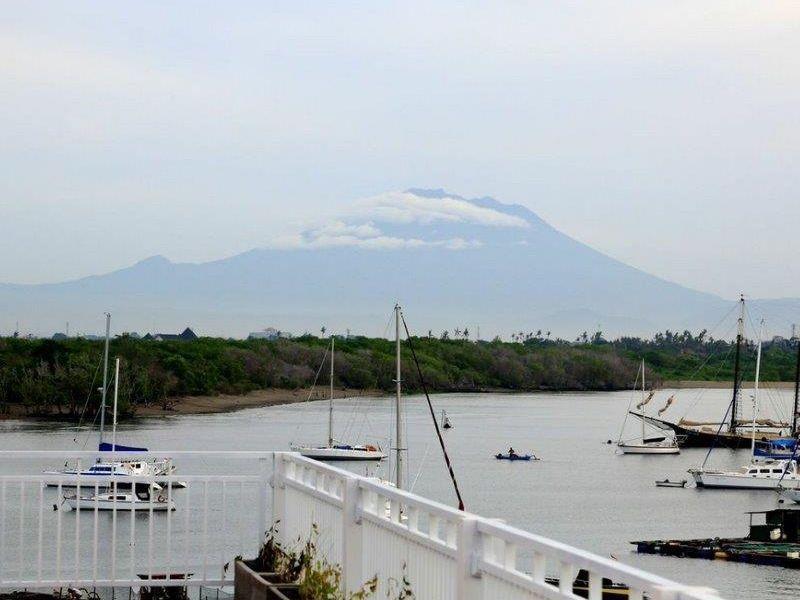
xmin=690 ymin=321 xmax=800 ymax=490
xmin=45 ymin=319 xmax=181 ymax=487
xmin=617 ymin=360 xmax=680 ymax=454
xmin=632 ymin=296 xmax=790 ymax=447
xmin=291 ymin=336 xmax=386 ymax=461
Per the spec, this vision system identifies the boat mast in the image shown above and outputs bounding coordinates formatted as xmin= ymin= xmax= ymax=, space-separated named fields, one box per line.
xmin=730 ymin=295 xmax=745 ymax=433
xmin=112 ymin=357 xmax=120 ymax=452
xmin=99 ymin=313 xmax=111 ymax=446
xmin=793 ymin=337 xmax=800 ymax=437
xmin=328 ymin=336 xmax=334 ymax=448
xmin=641 ymin=360 xmax=646 ymax=441
xmin=751 ymin=320 xmax=764 ymax=458
xmin=394 ymin=304 xmax=403 ymax=490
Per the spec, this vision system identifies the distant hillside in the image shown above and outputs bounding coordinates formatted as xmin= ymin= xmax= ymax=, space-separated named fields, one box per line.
xmin=0 ymin=188 xmax=795 ymax=338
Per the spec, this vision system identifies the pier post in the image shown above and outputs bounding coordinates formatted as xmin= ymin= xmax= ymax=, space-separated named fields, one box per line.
xmin=257 ymin=456 xmax=270 ymax=550
xmin=341 ymin=477 xmax=364 ymax=594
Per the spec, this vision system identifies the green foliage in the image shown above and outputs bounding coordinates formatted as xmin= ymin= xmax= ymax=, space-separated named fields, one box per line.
xmin=0 ymin=330 xmax=795 ymax=417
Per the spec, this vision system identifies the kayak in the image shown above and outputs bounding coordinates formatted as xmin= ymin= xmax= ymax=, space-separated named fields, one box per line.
xmin=495 ymin=453 xmax=535 ymax=461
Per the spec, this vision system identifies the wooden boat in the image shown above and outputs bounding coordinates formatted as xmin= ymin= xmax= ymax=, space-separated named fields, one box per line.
xmin=655 ymin=479 xmax=687 ymax=488
xmin=632 ymin=297 xmax=797 ymax=448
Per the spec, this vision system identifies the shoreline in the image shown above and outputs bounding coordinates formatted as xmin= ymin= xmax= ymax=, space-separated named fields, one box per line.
xmin=2 ymin=380 xmax=797 ymax=422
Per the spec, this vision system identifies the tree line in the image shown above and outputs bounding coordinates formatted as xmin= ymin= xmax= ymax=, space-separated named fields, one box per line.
xmin=0 ymin=329 xmax=796 ymax=418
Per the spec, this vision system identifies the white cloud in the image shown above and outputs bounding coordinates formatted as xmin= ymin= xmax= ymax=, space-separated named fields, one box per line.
xmin=264 ymin=191 xmax=509 ymax=251
xmin=351 ymin=192 xmax=529 ymax=228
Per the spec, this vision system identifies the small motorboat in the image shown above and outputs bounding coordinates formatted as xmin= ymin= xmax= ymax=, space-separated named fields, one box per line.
xmin=655 ymin=478 xmax=687 ymax=488
xmin=495 ymin=453 xmax=537 ymax=461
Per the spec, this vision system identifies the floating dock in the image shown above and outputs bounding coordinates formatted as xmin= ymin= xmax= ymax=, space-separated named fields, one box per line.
xmin=633 ymin=508 xmax=800 ymax=569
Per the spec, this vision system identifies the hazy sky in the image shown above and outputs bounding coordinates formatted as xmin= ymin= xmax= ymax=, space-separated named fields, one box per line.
xmin=2 ymin=2 xmax=799 ymax=299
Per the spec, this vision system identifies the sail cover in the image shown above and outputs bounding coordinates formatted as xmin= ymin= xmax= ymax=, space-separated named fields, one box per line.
xmin=99 ymin=442 xmax=148 ymax=452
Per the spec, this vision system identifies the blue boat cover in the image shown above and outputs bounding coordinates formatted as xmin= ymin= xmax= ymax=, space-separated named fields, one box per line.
xmin=769 ymin=438 xmax=797 ymax=449
xmin=99 ymin=442 xmax=148 ymax=452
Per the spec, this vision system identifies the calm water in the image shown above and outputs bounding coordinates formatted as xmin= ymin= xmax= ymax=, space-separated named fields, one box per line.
xmin=1 ymin=388 xmax=798 ymax=599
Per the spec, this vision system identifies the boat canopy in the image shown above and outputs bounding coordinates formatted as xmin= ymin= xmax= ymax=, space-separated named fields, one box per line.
xmin=99 ymin=442 xmax=148 ymax=452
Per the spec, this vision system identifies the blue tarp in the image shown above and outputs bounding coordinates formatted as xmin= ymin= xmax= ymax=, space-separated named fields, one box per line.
xmin=99 ymin=442 xmax=148 ymax=452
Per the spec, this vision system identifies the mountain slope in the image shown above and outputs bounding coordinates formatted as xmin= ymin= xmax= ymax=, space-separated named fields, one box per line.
xmin=0 ymin=189 xmax=760 ymax=338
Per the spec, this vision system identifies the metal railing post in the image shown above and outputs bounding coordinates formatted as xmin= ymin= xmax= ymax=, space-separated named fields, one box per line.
xmin=341 ymin=477 xmax=364 ymax=594
xmin=456 ymin=516 xmax=482 ymax=600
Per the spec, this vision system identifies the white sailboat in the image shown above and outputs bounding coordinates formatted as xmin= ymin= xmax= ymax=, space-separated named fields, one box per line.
xmin=689 ymin=320 xmax=800 ymax=489
xmin=618 ymin=360 xmax=680 ymax=454
xmin=292 ymin=336 xmax=386 ymax=461
xmin=45 ymin=334 xmax=183 ymax=488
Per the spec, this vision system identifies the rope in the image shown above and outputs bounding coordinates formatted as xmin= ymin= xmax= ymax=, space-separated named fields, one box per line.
xmin=400 ymin=312 xmax=466 ymax=511
xmin=289 ymin=345 xmax=330 ymax=445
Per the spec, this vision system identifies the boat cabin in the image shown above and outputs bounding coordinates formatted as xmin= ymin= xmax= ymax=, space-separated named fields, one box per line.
xmin=748 ymin=509 xmax=800 ymax=543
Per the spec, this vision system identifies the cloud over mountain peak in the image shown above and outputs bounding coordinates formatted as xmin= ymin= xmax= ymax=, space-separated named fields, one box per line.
xmin=269 ymin=189 xmax=527 ymax=251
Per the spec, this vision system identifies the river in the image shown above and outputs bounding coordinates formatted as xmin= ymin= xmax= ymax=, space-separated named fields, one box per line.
xmin=0 ymin=388 xmax=797 ymax=599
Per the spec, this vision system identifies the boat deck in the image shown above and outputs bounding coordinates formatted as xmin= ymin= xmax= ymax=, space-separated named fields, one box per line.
xmin=633 ymin=537 xmax=800 ymax=569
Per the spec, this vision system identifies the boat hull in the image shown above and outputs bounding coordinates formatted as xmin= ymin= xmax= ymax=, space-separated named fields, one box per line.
xmin=690 ymin=471 xmax=800 ymax=490
xmin=65 ymin=497 xmax=176 ymax=511
xmin=293 ymin=447 xmax=386 ymax=461
xmin=780 ymin=488 xmax=800 ymax=503
xmin=618 ymin=444 xmax=679 ymax=454
xmin=630 ymin=412 xmax=785 ymax=448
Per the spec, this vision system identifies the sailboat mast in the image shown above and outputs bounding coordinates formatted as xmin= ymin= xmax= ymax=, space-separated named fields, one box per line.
xmin=641 ymin=360 xmax=646 ymax=441
xmin=395 ymin=304 xmax=403 ymax=490
xmin=730 ymin=295 xmax=745 ymax=433
xmin=751 ymin=320 xmax=764 ymax=457
xmin=793 ymin=338 xmax=800 ymax=437
xmin=112 ymin=357 xmax=120 ymax=452
xmin=328 ymin=336 xmax=334 ymax=448
xmin=99 ymin=313 xmax=111 ymax=445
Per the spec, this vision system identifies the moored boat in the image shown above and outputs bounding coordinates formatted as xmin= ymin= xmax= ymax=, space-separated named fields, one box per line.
xmin=292 ymin=336 xmax=386 ymax=462
xmin=617 ymin=360 xmax=680 ymax=455
xmin=65 ymin=485 xmax=175 ymax=512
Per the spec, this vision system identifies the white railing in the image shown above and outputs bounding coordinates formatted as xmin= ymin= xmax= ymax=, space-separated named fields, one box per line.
xmin=0 ymin=451 xmax=723 ymax=599
xmin=274 ymin=453 xmax=723 ymax=600
xmin=0 ymin=451 xmax=272 ymax=590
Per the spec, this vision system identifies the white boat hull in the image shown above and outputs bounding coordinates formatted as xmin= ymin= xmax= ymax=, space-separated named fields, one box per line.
xmin=292 ymin=446 xmax=386 ymax=461
xmin=65 ymin=496 xmax=175 ymax=511
xmin=691 ymin=471 xmax=800 ymax=490
xmin=618 ymin=444 xmax=680 ymax=455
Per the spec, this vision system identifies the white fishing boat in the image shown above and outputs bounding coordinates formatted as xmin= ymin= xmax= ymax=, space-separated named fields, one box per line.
xmin=292 ymin=336 xmax=386 ymax=462
xmin=65 ymin=485 xmax=175 ymax=512
xmin=618 ymin=361 xmax=680 ymax=454
xmin=687 ymin=320 xmax=800 ymax=490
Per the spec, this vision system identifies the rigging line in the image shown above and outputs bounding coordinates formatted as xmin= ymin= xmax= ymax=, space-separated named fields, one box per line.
xmin=616 ymin=364 xmax=642 ymax=444
xmin=410 ymin=441 xmax=432 ymax=493
xmin=678 ymin=342 xmax=736 ymax=421
xmin=400 ymin=312 xmax=466 ymax=511
xmin=289 ymin=345 xmax=330 ymax=444
xmin=700 ymin=395 xmax=736 ymax=470
xmin=72 ymin=359 xmax=103 ymax=443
